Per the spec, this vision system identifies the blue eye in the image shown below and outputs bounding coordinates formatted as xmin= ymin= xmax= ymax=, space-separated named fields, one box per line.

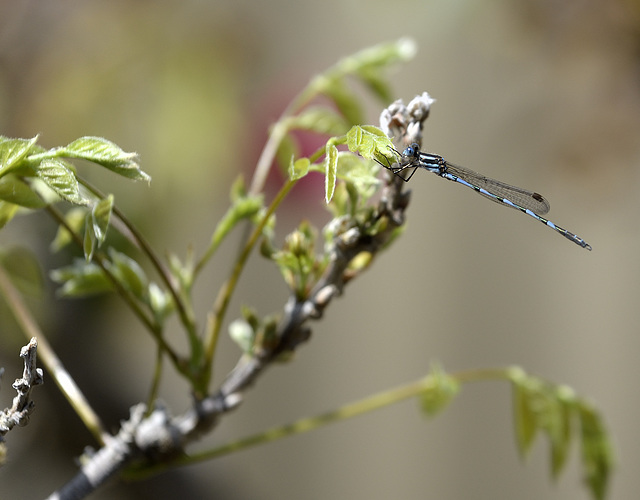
xmin=402 ymin=143 xmax=421 ymax=157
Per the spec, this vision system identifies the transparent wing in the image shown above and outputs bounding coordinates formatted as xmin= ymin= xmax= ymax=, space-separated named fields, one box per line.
xmin=444 ymin=161 xmax=551 ymax=215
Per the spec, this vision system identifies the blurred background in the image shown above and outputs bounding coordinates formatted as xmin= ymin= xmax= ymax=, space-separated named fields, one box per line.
xmin=1 ymin=0 xmax=639 ymax=498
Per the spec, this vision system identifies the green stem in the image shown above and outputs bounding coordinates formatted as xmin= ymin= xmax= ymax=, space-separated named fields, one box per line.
xmin=78 ymin=177 xmax=201 ymax=356
xmin=193 ymin=368 xmax=514 ymax=460
xmin=146 ymin=346 xmax=164 ymax=415
xmin=45 ymin=205 xmax=186 ymax=375
xmin=125 ymin=367 xmax=517 ymax=480
xmin=198 ymin=179 xmax=297 ymax=394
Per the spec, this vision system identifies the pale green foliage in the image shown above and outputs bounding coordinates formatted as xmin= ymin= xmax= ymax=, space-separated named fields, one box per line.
xmin=0 ymin=39 xmax=614 ymax=500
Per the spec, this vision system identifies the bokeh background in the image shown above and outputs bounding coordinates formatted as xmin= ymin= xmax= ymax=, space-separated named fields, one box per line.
xmin=1 ymin=1 xmax=639 ymax=498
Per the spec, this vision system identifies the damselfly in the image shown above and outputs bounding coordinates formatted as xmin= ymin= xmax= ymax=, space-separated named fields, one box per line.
xmin=382 ymin=143 xmax=591 ymax=250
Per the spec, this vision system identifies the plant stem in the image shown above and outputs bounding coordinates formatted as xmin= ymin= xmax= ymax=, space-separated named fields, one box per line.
xmin=45 ymin=205 xmax=185 ymax=375
xmin=77 ymin=177 xmax=200 ymax=354
xmin=125 ymin=366 xmax=518 ymax=479
xmin=198 ymin=179 xmax=296 ymax=394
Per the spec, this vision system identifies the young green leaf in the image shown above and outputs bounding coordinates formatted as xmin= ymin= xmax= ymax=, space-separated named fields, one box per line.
xmin=208 ymin=189 xmax=264 ymax=259
xmin=419 ymin=364 xmax=460 ymax=418
xmin=169 ymin=251 xmax=196 ymax=292
xmin=35 ymin=158 xmax=87 ymax=205
xmin=288 ymin=107 xmax=350 ymax=136
xmin=50 ymin=208 xmax=86 ymax=252
xmin=289 ymin=157 xmax=310 ymax=181
xmin=63 ymin=136 xmax=150 ymax=183
xmin=547 ymin=387 xmax=576 ymax=478
xmin=270 ymin=221 xmax=323 ymax=298
xmin=578 ymin=404 xmax=614 ymax=500
xmin=50 ymin=260 xmax=113 ymax=297
xmin=335 ymin=152 xmax=380 ymax=202
xmin=83 ymin=213 xmax=96 ymax=261
xmin=314 ymin=77 xmax=364 ymax=125
xmin=509 ymin=368 xmax=614 ymax=498
xmin=91 ymin=195 xmax=114 ymax=246
xmin=275 ymin=132 xmax=299 ymax=175
xmin=108 ymin=248 xmax=149 ymax=300
xmin=348 ymin=39 xmax=416 ymax=101
xmin=228 ymin=318 xmax=256 ymax=354
xmin=83 ymin=195 xmax=115 ymax=260
xmin=0 ymin=175 xmax=47 ymax=208
xmin=148 ymin=281 xmax=174 ymax=322
xmin=511 ymin=371 xmax=540 ymax=456
xmin=538 ymin=392 xmax=572 ymax=478
xmin=356 ymin=68 xmax=394 ymax=105
xmin=311 ymin=38 xmax=416 ymax=113
xmin=324 ymin=143 xmax=338 ymax=203
xmin=335 ymin=38 xmax=417 ymax=80
xmin=326 ymin=181 xmax=349 ymax=218
xmin=346 ymin=125 xmax=393 ymax=161
xmin=0 ymin=201 xmax=19 ymax=229
xmin=0 ymin=136 xmax=39 ymax=177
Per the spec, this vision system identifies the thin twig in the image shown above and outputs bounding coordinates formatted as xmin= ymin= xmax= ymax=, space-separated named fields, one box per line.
xmin=0 ymin=337 xmax=43 ymax=438
xmin=46 ymin=96 xmax=429 ymax=500
xmin=0 ymin=266 xmax=107 ymax=443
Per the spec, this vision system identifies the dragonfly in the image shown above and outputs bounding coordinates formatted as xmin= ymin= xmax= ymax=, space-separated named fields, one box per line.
xmin=381 ymin=143 xmax=591 ymax=250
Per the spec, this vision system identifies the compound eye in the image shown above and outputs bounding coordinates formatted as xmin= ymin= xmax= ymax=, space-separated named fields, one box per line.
xmin=402 ymin=143 xmax=420 ymax=157
xmin=402 ymin=145 xmax=415 ymax=156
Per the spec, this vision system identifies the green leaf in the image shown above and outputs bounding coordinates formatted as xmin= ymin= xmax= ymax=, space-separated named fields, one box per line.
xmin=230 ymin=175 xmax=246 ymax=202
xmin=309 ymin=38 xmax=416 ymax=114
xmin=347 ymin=39 xmax=416 ymax=103
xmin=419 ymin=364 xmax=460 ymax=417
xmin=0 ymin=247 xmax=43 ymax=296
xmin=511 ymin=369 xmax=540 ymax=456
xmin=62 ymin=136 xmax=150 ymax=182
xmin=34 ymin=158 xmax=87 ymax=205
xmin=82 ymin=193 xmax=115 ymax=260
xmin=83 ymin=212 xmax=96 ymax=261
xmin=50 ymin=208 xmax=86 ymax=252
xmin=289 ymin=157 xmax=310 ymax=181
xmin=509 ymin=368 xmax=614 ymax=498
xmin=91 ymin=195 xmax=114 ymax=246
xmin=0 ymin=175 xmax=47 ymax=208
xmin=335 ymin=152 xmax=380 ymax=201
xmin=324 ymin=143 xmax=338 ymax=203
xmin=209 ymin=187 xmax=264 ymax=257
xmin=0 ymin=201 xmax=19 ymax=229
xmin=578 ymin=403 xmax=614 ymax=500
xmin=275 ymin=132 xmax=299 ymax=175
xmin=169 ymin=251 xmax=195 ymax=292
xmin=270 ymin=221 xmax=323 ymax=298
xmin=335 ymin=38 xmax=417 ymax=79
xmin=547 ymin=386 xmax=576 ymax=478
xmin=228 ymin=318 xmax=255 ymax=354
xmin=108 ymin=248 xmax=148 ymax=300
xmin=50 ymin=260 xmax=113 ymax=297
xmin=356 ymin=68 xmax=394 ymax=104
xmin=288 ymin=107 xmax=350 ymax=136
xmin=148 ymin=281 xmax=174 ymax=322
xmin=316 ymin=77 xmax=363 ymax=125
xmin=0 ymin=136 xmax=39 ymax=177
xmin=346 ymin=125 xmax=393 ymax=161
xmin=326 ymin=181 xmax=349 ymax=218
